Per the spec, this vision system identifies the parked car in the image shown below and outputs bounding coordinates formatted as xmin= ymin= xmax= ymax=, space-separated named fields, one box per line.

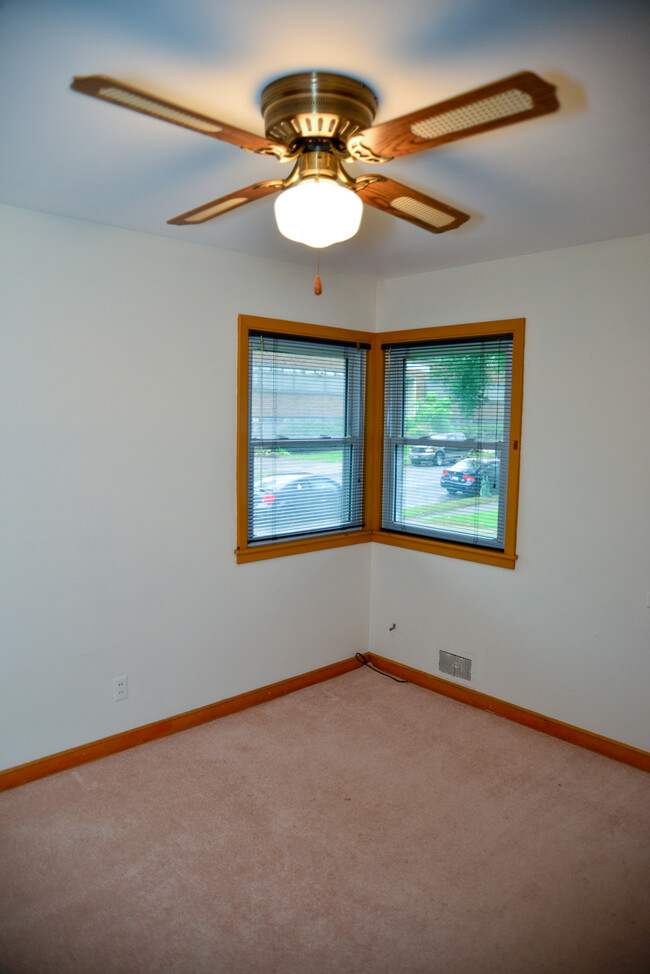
xmin=410 ymin=432 xmax=469 ymax=466
xmin=440 ymin=458 xmax=500 ymax=495
xmin=251 ymin=473 xmax=343 ymax=536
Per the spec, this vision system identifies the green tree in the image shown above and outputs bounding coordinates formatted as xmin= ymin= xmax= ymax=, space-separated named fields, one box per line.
xmin=442 ymin=347 xmax=508 ymax=434
xmin=405 ymin=393 xmax=452 ymax=437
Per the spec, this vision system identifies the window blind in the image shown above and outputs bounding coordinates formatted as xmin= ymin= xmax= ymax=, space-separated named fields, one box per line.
xmin=248 ymin=333 xmax=367 ymax=544
xmin=382 ymin=334 xmax=513 ymax=550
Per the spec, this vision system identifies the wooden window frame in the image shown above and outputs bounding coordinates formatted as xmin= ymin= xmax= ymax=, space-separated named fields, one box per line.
xmin=236 ymin=315 xmax=524 ymax=569
xmin=369 ymin=318 xmax=525 ymax=569
xmin=235 ymin=314 xmax=375 ymax=564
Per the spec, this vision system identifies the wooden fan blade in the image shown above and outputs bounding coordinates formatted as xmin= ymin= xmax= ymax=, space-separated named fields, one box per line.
xmin=167 ymin=180 xmax=284 ymax=226
xmin=70 ymin=76 xmax=288 ymax=158
xmin=355 ymin=177 xmax=469 ymax=234
xmin=347 ymin=72 xmax=558 ymax=161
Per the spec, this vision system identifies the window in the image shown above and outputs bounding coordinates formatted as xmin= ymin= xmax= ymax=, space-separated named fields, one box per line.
xmin=236 ymin=316 xmax=523 ymax=568
xmin=236 ymin=316 xmax=372 ymax=563
xmin=375 ymin=319 xmax=524 ymax=568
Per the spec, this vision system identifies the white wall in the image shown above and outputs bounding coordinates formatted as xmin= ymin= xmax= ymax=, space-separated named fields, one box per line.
xmin=0 ymin=205 xmax=375 ymax=770
xmin=2 ymin=206 xmax=648 ymax=771
xmin=371 ymin=234 xmax=650 ymax=752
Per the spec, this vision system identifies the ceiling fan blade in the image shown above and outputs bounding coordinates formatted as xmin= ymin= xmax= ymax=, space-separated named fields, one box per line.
xmin=167 ymin=180 xmax=284 ymax=226
xmin=70 ymin=76 xmax=288 ymax=158
xmin=347 ymin=72 xmax=558 ymax=161
xmin=355 ymin=177 xmax=469 ymax=233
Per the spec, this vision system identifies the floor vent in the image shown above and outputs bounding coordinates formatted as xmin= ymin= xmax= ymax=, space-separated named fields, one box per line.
xmin=439 ymin=650 xmax=472 ymax=681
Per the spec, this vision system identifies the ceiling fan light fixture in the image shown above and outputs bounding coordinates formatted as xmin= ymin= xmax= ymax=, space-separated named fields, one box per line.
xmin=274 ymin=178 xmax=363 ymax=248
xmin=72 ymin=69 xmax=558 ymax=237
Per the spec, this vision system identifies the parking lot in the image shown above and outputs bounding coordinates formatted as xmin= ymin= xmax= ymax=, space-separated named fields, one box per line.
xmin=254 ymin=454 xmax=495 ymax=509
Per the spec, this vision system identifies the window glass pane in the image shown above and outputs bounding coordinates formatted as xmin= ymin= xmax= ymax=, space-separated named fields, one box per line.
xmin=250 ymin=338 xmax=348 ymax=439
xmin=248 ymin=334 xmax=366 ymax=544
xmin=382 ymin=336 xmax=512 ymax=550
xmin=249 ymin=444 xmax=355 ymax=541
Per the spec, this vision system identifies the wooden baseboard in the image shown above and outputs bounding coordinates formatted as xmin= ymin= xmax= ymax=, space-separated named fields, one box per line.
xmin=366 ymin=653 xmax=650 ymax=773
xmin=4 ymin=651 xmax=647 ymax=791
xmin=0 ymin=656 xmax=362 ymax=792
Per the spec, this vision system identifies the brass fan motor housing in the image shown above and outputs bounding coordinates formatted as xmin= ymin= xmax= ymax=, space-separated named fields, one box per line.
xmin=260 ymin=72 xmax=378 ymax=151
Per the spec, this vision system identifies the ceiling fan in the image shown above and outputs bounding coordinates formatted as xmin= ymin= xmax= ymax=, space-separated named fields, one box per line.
xmin=70 ymin=70 xmax=559 ymax=248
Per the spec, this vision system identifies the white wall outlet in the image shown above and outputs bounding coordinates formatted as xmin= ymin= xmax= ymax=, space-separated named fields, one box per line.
xmin=113 ymin=675 xmax=128 ymax=702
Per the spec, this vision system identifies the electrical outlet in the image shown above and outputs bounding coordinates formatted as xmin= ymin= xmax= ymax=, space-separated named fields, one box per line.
xmin=113 ymin=675 xmax=128 ymax=702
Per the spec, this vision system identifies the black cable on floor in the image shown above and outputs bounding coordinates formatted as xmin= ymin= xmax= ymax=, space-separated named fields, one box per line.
xmin=355 ymin=653 xmax=408 ymax=683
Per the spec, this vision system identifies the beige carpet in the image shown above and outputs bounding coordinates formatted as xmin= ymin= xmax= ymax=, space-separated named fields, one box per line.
xmin=1 ymin=667 xmax=649 ymax=973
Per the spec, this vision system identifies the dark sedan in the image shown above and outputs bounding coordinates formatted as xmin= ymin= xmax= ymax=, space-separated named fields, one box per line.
xmin=251 ymin=472 xmax=344 ymax=538
xmin=440 ymin=458 xmax=500 ymax=496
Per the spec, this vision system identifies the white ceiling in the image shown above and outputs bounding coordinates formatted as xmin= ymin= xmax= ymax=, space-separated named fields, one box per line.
xmin=1 ymin=0 xmax=649 ymax=278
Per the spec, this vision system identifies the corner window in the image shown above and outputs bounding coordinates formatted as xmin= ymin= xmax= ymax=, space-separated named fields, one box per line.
xmin=374 ymin=319 xmax=524 ymax=568
xmin=237 ymin=316 xmax=523 ymax=568
xmin=236 ymin=316 xmax=372 ymax=563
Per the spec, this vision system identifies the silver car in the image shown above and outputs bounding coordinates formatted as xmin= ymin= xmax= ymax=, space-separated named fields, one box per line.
xmin=410 ymin=433 xmax=468 ymax=466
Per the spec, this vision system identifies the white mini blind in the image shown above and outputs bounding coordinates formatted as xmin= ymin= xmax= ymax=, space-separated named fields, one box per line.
xmin=382 ymin=334 xmax=513 ymax=550
xmin=248 ymin=332 xmax=367 ymax=544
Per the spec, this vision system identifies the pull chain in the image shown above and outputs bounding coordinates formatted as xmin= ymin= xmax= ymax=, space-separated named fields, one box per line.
xmin=314 ymin=248 xmax=322 ymax=295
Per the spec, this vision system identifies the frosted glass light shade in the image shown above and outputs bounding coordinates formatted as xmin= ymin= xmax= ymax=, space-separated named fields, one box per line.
xmin=274 ymin=178 xmax=363 ymax=248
